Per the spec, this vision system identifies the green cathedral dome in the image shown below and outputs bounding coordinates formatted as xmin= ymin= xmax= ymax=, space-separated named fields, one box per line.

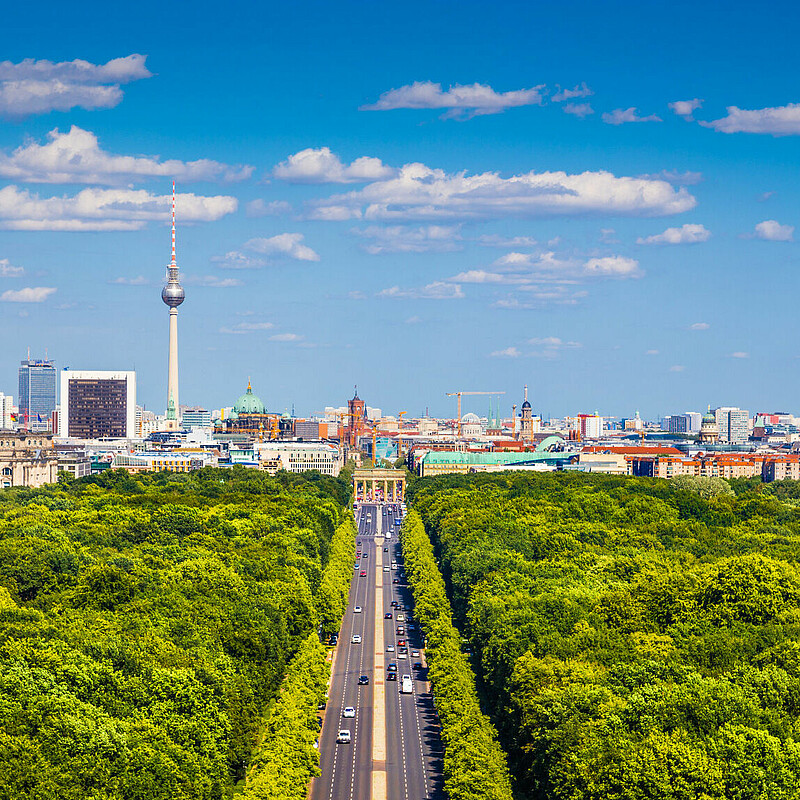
xmin=234 ymin=381 xmax=266 ymax=414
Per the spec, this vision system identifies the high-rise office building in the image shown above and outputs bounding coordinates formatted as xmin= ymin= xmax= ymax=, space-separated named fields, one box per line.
xmin=0 ymin=393 xmax=14 ymax=429
xmin=59 ymin=371 xmax=136 ymax=439
xmin=18 ymin=357 xmax=57 ymax=431
xmin=715 ymin=407 xmax=749 ymax=445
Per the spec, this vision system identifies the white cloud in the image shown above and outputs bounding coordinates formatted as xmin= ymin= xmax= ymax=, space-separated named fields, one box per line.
xmin=528 ymin=336 xmax=581 ymax=348
xmin=308 ymin=161 xmax=695 ymax=221
xmin=552 ymin=83 xmax=592 ymax=102
xmin=211 ymin=251 xmax=267 ymax=270
xmin=219 ymin=321 xmax=274 ymax=335
xmin=602 ymin=107 xmax=662 ymax=125
xmin=244 ymin=233 xmax=320 ymax=261
xmin=362 ymin=81 xmax=546 ymax=117
xmin=637 ymin=223 xmax=711 ymax=245
xmin=669 ymin=365 xmax=685 ymax=372
xmin=563 ymin=103 xmax=594 ymax=118
xmin=638 ymin=169 xmax=704 ymax=185
xmin=110 ymin=275 xmax=149 ymax=285
xmin=477 ymin=234 xmax=538 ymax=248
xmin=583 ymin=255 xmax=641 ymax=277
xmin=449 ymin=269 xmax=532 ymax=285
xmin=378 ymin=281 xmax=464 ymax=300
xmin=405 ymin=316 xmax=421 ymax=324
xmin=0 ymin=54 xmax=151 ymax=117
xmin=703 ymin=104 xmax=800 ymax=135
xmin=0 ymin=258 xmax=24 ymax=277
xmin=274 ymin=147 xmax=395 ymax=183
xmin=689 ymin=322 xmax=710 ymax=331
xmin=184 ymin=275 xmax=243 ymax=288
xmin=269 ymin=333 xmax=303 ymax=342
xmin=0 ymin=126 xmax=252 ymax=184
xmin=246 ymin=199 xmax=292 ymax=217
xmin=754 ymin=219 xmax=794 ymax=241
xmin=490 ymin=346 xmax=521 ymax=358
xmin=730 ymin=351 xmax=749 ymax=359
xmin=669 ymin=98 xmax=703 ymax=119
xmin=0 ymin=185 xmax=237 ymax=231
xmin=645 ymin=349 xmax=659 ymax=355
xmin=1 ymin=286 xmax=56 ymax=302
xmin=351 ymin=224 xmax=462 ymax=254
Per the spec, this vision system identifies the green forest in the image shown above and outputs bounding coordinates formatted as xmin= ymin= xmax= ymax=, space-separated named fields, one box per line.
xmin=410 ymin=472 xmax=800 ymax=800
xmin=0 ymin=466 xmax=353 ymax=800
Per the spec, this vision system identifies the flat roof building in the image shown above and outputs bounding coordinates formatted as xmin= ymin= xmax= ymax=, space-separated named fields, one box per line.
xmin=59 ymin=371 xmax=136 ymax=440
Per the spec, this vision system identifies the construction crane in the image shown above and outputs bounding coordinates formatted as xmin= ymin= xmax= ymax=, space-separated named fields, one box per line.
xmin=446 ymin=391 xmax=506 ymax=437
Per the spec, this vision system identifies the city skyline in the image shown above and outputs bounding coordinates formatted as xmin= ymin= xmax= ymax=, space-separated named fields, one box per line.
xmin=3 ymin=0 xmax=800 ymax=417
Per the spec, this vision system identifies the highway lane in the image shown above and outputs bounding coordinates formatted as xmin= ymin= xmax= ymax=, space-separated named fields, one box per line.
xmin=312 ymin=502 xmax=443 ymax=800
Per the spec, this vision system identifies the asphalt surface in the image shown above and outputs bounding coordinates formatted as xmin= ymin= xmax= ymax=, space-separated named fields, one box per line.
xmin=312 ymin=503 xmax=444 ymax=800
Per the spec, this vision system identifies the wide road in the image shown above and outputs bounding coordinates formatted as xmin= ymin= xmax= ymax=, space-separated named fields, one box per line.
xmin=311 ymin=502 xmax=444 ymax=800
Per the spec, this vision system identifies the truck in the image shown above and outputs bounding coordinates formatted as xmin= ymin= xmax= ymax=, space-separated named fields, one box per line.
xmin=400 ymin=675 xmax=413 ymax=694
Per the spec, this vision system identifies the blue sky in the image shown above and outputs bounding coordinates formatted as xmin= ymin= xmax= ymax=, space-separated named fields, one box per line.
xmin=2 ymin=0 xmax=800 ymax=419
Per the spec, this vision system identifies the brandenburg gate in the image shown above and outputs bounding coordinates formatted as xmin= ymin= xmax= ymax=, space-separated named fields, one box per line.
xmin=353 ymin=468 xmax=405 ymax=503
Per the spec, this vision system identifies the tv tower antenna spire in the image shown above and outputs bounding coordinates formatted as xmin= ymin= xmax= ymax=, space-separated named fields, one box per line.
xmin=162 ymin=180 xmax=185 ymax=424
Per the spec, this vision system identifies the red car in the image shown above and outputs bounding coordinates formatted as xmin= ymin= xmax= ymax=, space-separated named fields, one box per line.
xmin=360 ymin=571 xmax=367 ymax=577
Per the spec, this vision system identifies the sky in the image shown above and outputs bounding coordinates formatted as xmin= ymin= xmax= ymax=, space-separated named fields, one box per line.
xmin=2 ymin=0 xmax=800 ymax=420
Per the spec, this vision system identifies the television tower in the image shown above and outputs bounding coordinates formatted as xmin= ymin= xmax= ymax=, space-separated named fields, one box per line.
xmin=161 ymin=181 xmax=185 ymax=422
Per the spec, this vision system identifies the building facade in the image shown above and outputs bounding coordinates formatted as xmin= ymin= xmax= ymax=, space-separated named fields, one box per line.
xmin=59 ymin=371 xmax=136 ymax=439
xmin=18 ymin=358 xmax=57 ymax=431
xmin=182 ymin=407 xmax=211 ymax=428
xmin=0 ymin=394 xmax=14 ymax=429
xmin=0 ymin=430 xmax=59 ymax=488
xmin=715 ymin=407 xmax=749 ymax=445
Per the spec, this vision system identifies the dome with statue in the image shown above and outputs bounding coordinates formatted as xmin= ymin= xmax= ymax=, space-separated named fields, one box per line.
xmin=234 ymin=381 xmax=266 ymax=415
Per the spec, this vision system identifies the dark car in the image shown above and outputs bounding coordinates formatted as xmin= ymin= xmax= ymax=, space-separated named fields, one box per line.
xmin=413 ymin=661 xmax=423 ymax=670
xmin=387 ymin=672 xmax=397 ymax=681
xmin=387 ymin=663 xmax=397 ymax=671
xmin=358 ymin=675 xmax=369 ymax=685
xmin=383 ymin=547 xmax=388 ymax=552
xmin=384 ymin=612 xmax=392 ymax=619
xmin=392 ymin=578 xmax=399 ymax=584
xmin=390 ymin=600 xmax=397 ymax=607
xmin=363 ymin=553 xmax=368 ymax=558
xmin=357 ymin=540 xmax=361 ymax=545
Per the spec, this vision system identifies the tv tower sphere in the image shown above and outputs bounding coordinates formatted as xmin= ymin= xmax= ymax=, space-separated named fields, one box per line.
xmin=161 ymin=280 xmax=185 ymax=307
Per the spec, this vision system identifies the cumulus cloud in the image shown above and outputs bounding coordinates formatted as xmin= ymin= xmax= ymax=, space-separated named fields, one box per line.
xmin=637 ymin=223 xmax=711 ymax=245
xmin=351 ymin=224 xmax=462 ymax=254
xmin=0 ymin=126 xmax=252 ymax=184
xmin=583 ymin=255 xmax=641 ymax=277
xmin=0 ymin=258 xmax=24 ymax=277
xmin=563 ymin=102 xmax=594 ymax=118
xmin=308 ymin=161 xmax=695 ymax=221
xmin=730 ymin=351 xmax=749 ymax=359
xmin=669 ymin=365 xmax=685 ymax=372
xmin=378 ymin=281 xmax=465 ymax=300
xmin=1 ymin=286 xmax=56 ymax=302
xmin=669 ymin=98 xmax=703 ymax=119
xmin=0 ymin=54 xmax=151 ymax=117
xmin=552 ymin=83 xmax=592 ymax=102
xmin=110 ymin=275 xmax=150 ymax=285
xmin=602 ymin=107 xmax=662 ymax=125
xmin=645 ymin=349 xmax=660 ymax=355
xmin=244 ymin=233 xmax=320 ymax=261
xmin=490 ymin=346 xmax=521 ymax=358
xmin=269 ymin=333 xmax=303 ymax=342
xmin=0 ymin=185 xmax=237 ymax=231
xmin=219 ymin=321 xmax=274 ymax=335
xmin=362 ymin=81 xmax=546 ymax=117
xmin=751 ymin=220 xmax=794 ymax=241
xmin=274 ymin=147 xmax=395 ymax=183
xmin=703 ymin=104 xmax=800 ymax=135
xmin=689 ymin=322 xmax=710 ymax=331
xmin=246 ymin=199 xmax=292 ymax=217
xmin=211 ymin=252 xmax=267 ymax=270
xmin=477 ymin=234 xmax=538 ymax=248
xmin=638 ymin=169 xmax=704 ymax=185
xmin=449 ymin=269 xmax=532 ymax=285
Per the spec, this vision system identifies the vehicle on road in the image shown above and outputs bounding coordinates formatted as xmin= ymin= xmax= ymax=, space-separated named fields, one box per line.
xmin=354 ymin=606 xmax=362 ymax=613
xmin=387 ymin=671 xmax=397 ymax=681
xmin=352 ymin=634 xmax=362 ymax=644
xmin=337 ymin=730 xmax=351 ymax=744
xmin=383 ymin=547 xmax=388 ymax=552
xmin=392 ymin=579 xmax=399 ymax=584
xmin=387 ymin=662 xmax=397 ymax=671
xmin=383 ymin=566 xmax=389 ymax=572
xmin=360 ymin=571 xmax=367 ymax=577
xmin=357 ymin=540 xmax=361 ymax=546
xmin=401 ymin=675 xmax=413 ymax=693
xmin=343 ymin=707 xmax=355 ymax=718
xmin=413 ymin=662 xmax=423 ymax=670
xmin=396 ymin=614 xmax=405 ymax=622
xmin=386 ymin=645 xmax=395 ymax=652
xmin=397 ymin=651 xmax=407 ymax=658
xmin=384 ymin=612 xmax=392 ymax=619
xmin=358 ymin=675 xmax=369 ymax=685
xmin=411 ymin=650 xmax=420 ymax=657
xmin=396 ymin=626 xmax=405 ymax=634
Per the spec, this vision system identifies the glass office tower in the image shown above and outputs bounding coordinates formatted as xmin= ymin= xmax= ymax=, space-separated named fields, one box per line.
xmin=18 ymin=358 xmax=57 ymax=431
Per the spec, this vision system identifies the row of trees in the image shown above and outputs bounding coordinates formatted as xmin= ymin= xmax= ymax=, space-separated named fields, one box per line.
xmin=401 ymin=510 xmax=513 ymax=800
xmin=0 ymin=466 xmax=352 ymax=799
xmin=243 ymin=516 xmax=356 ymax=797
xmin=410 ymin=471 xmax=800 ymax=799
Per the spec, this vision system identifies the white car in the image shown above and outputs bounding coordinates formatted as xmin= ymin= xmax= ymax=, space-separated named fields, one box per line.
xmin=411 ymin=650 xmax=420 ymax=658
xmin=397 ymin=651 xmax=406 ymax=658
xmin=396 ymin=614 xmax=405 ymax=622
xmin=342 ymin=707 xmax=355 ymax=718
xmin=386 ymin=644 xmax=395 ymax=652
xmin=352 ymin=634 xmax=362 ymax=644
xmin=383 ymin=566 xmax=390 ymax=572
xmin=337 ymin=730 xmax=351 ymax=744
xmin=354 ymin=606 xmax=362 ymax=613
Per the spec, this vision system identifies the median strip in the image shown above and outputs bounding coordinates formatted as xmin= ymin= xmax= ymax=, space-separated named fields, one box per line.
xmin=372 ymin=527 xmax=387 ymax=800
